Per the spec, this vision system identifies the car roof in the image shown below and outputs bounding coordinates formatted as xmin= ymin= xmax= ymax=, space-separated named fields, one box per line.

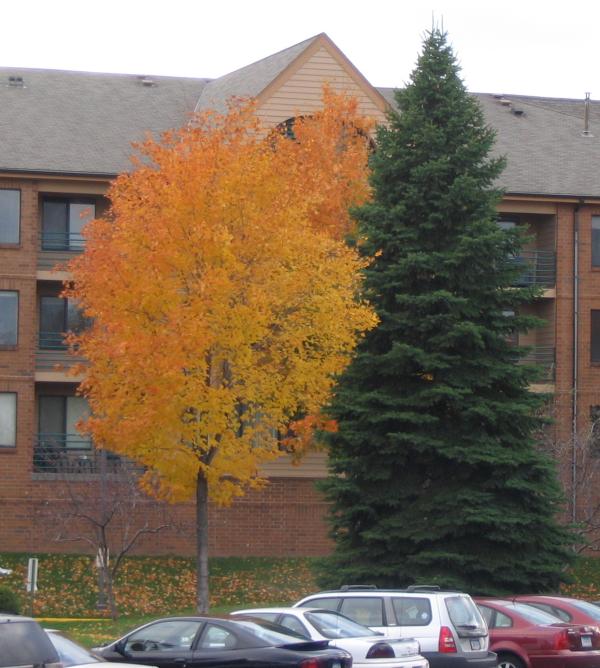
xmin=305 ymin=587 xmax=465 ymax=595
xmin=0 ymin=614 xmax=37 ymax=623
xmin=235 ymin=607 xmax=337 ymax=614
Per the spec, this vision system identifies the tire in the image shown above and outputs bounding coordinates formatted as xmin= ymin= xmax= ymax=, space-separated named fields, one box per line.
xmin=497 ymin=653 xmax=525 ymax=668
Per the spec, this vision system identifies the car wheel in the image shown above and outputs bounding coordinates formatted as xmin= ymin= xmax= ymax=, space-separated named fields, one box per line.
xmin=497 ymin=653 xmax=525 ymax=668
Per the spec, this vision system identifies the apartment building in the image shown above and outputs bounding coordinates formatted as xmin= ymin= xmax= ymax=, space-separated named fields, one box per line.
xmin=0 ymin=34 xmax=598 ymax=556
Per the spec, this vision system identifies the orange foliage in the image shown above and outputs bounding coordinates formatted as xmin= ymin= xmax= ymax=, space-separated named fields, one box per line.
xmin=68 ymin=88 xmax=377 ymax=505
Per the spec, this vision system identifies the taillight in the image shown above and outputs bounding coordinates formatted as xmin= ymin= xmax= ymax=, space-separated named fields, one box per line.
xmin=592 ymin=626 xmax=600 ymax=649
xmin=439 ymin=625 xmax=457 ymax=653
xmin=553 ymin=629 xmax=579 ymax=651
xmin=299 ymin=660 xmax=320 ymax=668
xmin=366 ymin=642 xmax=395 ymax=659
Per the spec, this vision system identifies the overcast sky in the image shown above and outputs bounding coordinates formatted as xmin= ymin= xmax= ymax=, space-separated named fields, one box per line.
xmin=0 ymin=0 xmax=594 ymax=99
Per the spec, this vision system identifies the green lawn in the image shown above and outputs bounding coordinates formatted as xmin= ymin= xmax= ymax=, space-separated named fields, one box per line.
xmin=1 ymin=552 xmax=598 ymax=648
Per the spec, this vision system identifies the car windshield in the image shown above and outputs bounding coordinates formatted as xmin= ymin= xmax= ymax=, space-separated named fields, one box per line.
xmin=567 ymin=600 xmax=600 ymax=620
xmin=233 ymin=620 xmax=308 ymax=645
xmin=47 ymin=631 xmax=102 ymax=666
xmin=510 ymin=603 xmax=562 ymax=624
xmin=445 ymin=596 xmax=486 ymax=628
xmin=305 ymin=610 xmax=375 ymax=638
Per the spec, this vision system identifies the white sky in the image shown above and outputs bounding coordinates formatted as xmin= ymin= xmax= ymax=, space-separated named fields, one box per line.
xmin=1 ymin=0 xmax=595 ymax=99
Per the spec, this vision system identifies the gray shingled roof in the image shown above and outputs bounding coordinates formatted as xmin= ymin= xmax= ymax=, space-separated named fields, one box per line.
xmin=194 ymin=34 xmax=321 ymax=114
xmin=0 ymin=67 xmax=209 ymax=175
xmin=2 ymin=49 xmax=600 ymax=199
xmin=378 ymin=86 xmax=600 ymax=198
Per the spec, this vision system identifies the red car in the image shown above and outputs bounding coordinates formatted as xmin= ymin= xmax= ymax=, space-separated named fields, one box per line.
xmin=514 ymin=595 xmax=600 ymax=626
xmin=475 ymin=598 xmax=600 ymax=668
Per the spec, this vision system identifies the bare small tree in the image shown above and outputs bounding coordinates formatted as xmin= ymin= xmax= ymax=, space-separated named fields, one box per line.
xmin=540 ymin=413 xmax=600 ymax=554
xmin=38 ymin=449 xmax=176 ymax=619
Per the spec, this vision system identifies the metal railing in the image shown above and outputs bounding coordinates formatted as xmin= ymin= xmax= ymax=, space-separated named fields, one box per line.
xmin=512 ymin=250 xmax=556 ymax=288
xmin=38 ymin=232 xmax=84 ymax=271
xmin=38 ymin=331 xmax=68 ymax=350
xmin=33 ymin=435 xmax=123 ymax=474
xmin=40 ymin=231 xmax=85 ymax=251
xmin=521 ymin=345 xmax=555 ymax=381
xmin=35 ymin=347 xmax=86 ymax=372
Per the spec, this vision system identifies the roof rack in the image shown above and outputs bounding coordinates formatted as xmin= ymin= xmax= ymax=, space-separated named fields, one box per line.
xmin=406 ymin=585 xmax=441 ymax=592
xmin=340 ymin=584 xmax=378 ymax=591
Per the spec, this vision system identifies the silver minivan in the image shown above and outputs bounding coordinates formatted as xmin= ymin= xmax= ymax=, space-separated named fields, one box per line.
xmin=295 ymin=586 xmax=497 ymax=668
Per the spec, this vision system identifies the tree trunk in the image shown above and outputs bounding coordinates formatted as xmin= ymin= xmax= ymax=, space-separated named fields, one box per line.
xmin=196 ymin=471 xmax=210 ymax=613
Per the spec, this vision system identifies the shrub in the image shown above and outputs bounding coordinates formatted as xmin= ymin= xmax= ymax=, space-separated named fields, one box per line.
xmin=0 ymin=586 xmax=21 ymax=614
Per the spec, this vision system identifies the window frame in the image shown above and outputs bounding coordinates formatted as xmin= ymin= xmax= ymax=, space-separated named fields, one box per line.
xmin=38 ymin=395 xmax=92 ymax=450
xmin=591 ymin=310 xmax=600 ymax=364
xmin=0 ymin=392 xmax=17 ymax=448
xmin=592 ymin=216 xmax=600 ymax=268
xmin=41 ymin=196 xmax=96 ymax=251
xmin=0 ymin=188 xmax=21 ymax=246
xmin=0 ymin=290 xmax=19 ymax=348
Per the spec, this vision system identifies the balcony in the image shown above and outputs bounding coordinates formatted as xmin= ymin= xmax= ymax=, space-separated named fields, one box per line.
xmin=521 ymin=345 xmax=555 ymax=383
xmin=36 ymin=332 xmax=86 ymax=381
xmin=512 ymin=251 xmax=556 ymax=288
xmin=33 ymin=435 xmax=124 ymax=475
xmin=38 ymin=231 xmax=84 ymax=273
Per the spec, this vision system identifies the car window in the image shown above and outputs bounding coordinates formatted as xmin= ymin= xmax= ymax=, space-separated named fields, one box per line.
xmin=243 ymin=612 xmax=279 ymax=623
xmin=199 ymin=625 xmax=238 ymax=650
xmin=525 ymin=602 xmax=571 ymax=622
xmin=0 ymin=620 xmax=60 ymax=667
xmin=299 ymin=597 xmax=341 ymax=611
xmin=340 ymin=597 xmax=384 ymax=627
xmin=392 ymin=597 xmax=432 ymax=626
xmin=232 ymin=620 xmax=308 ymax=644
xmin=46 ymin=632 xmax=99 ymax=666
xmin=477 ymin=605 xmax=493 ymax=627
xmin=494 ymin=611 xmax=513 ymax=628
xmin=567 ymin=600 xmax=600 ymax=621
xmin=125 ymin=620 xmax=202 ymax=652
xmin=306 ymin=610 xmax=374 ymax=638
xmin=511 ymin=603 xmax=563 ymax=625
xmin=280 ymin=614 xmax=310 ymax=637
xmin=445 ymin=596 xmax=485 ymax=628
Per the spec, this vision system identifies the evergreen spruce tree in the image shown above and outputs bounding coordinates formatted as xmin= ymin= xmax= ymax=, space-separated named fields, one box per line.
xmin=321 ymin=29 xmax=573 ymax=594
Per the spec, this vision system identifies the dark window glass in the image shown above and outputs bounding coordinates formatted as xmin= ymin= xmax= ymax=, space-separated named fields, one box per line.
xmin=593 ymin=217 xmax=600 ymax=267
xmin=340 ymin=597 xmax=384 ymax=626
xmin=125 ymin=620 xmax=203 ymax=652
xmin=0 ymin=291 xmax=18 ymax=345
xmin=592 ymin=311 xmax=600 ymax=363
xmin=42 ymin=199 xmax=94 ymax=250
xmin=0 ymin=189 xmax=20 ymax=244
xmin=38 ymin=396 xmax=91 ymax=449
xmin=0 ymin=619 xmax=59 ymax=665
xmin=392 ymin=597 xmax=432 ymax=626
xmin=39 ymin=297 xmax=87 ymax=349
xmin=279 ymin=614 xmax=309 ymax=637
xmin=298 ymin=597 xmax=341 ymax=611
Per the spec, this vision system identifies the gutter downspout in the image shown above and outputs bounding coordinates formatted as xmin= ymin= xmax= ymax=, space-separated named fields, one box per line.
xmin=572 ymin=202 xmax=582 ymax=522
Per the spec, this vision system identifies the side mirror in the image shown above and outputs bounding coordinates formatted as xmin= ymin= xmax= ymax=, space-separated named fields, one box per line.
xmin=114 ymin=640 xmax=130 ymax=657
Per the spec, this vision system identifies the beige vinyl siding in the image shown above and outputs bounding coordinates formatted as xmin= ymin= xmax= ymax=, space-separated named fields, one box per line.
xmin=260 ymin=451 xmax=328 ymax=478
xmin=257 ymin=46 xmax=387 ymax=129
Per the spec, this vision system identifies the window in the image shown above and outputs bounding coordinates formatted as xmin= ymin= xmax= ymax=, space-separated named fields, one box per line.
xmin=199 ymin=625 xmax=238 ymax=650
xmin=0 ymin=291 xmax=18 ymax=346
xmin=38 ymin=396 xmax=91 ymax=449
xmin=593 ymin=217 xmax=600 ymax=267
xmin=0 ymin=189 xmax=20 ymax=244
xmin=340 ymin=597 xmax=384 ymax=627
xmin=39 ymin=297 xmax=87 ymax=349
xmin=0 ymin=393 xmax=17 ymax=447
xmin=125 ymin=620 xmax=202 ymax=652
xmin=298 ymin=597 xmax=341 ymax=611
xmin=41 ymin=198 xmax=95 ymax=250
xmin=592 ymin=311 xmax=600 ymax=363
xmin=392 ymin=597 xmax=432 ymax=626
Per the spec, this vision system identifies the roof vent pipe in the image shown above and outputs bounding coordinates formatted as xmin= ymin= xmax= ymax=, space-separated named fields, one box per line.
xmin=583 ymin=92 xmax=593 ymax=136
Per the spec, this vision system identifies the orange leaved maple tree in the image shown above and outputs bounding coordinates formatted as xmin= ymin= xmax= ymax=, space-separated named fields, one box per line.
xmin=67 ymin=88 xmax=377 ymax=613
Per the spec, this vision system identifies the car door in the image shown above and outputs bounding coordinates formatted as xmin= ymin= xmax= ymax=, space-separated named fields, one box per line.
xmin=119 ymin=619 xmax=204 ymax=668
xmin=189 ymin=622 xmax=255 ymax=668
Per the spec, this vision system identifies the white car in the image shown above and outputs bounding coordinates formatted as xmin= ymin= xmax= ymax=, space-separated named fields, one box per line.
xmin=232 ymin=606 xmax=429 ymax=668
xmin=45 ymin=630 xmax=156 ymax=668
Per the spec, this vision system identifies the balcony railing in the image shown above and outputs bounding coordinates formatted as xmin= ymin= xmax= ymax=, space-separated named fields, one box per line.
xmin=521 ymin=345 xmax=555 ymax=381
xmin=512 ymin=251 xmax=556 ymax=288
xmin=39 ymin=331 xmax=68 ymax=350
xmin=38 ymin=232 xmax=84 ymax=271
xmin=33 ymin=435 xmax=124 ymax=474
